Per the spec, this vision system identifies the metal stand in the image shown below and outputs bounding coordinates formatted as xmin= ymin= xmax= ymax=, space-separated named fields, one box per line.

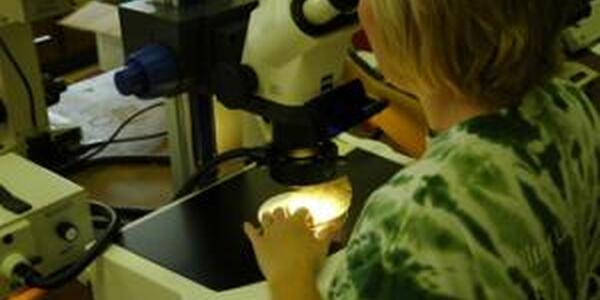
xmin=166 ymin=91 xmax=217 ymax=192
xmin=115 ymin=0 xmax=257 ymax=192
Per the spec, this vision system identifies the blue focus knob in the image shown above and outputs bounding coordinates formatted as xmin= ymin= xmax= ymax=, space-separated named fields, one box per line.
xmin=114 ymin=44 xmax=180 ymax=99
xmin=114 ymin=61 xmax=146 ymax=96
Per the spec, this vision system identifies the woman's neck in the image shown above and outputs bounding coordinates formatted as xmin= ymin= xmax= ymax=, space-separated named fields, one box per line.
xmin=419 ymin=89 xmax=496 ymax=133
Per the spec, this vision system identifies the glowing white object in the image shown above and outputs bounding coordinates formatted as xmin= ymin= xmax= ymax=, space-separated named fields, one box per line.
xmin=258 ymin=177 xmax=352 ymax=227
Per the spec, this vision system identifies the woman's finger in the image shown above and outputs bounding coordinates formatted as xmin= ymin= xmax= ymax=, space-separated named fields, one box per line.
xmin=317 ymin=222 xmax=342 ymax=241
xmin=273 ymin=207 xmax=287 ymax=221
xmin=305 ymin=211 xmax=315 ymax=227
xmin=314 ymin=225 xmax=339 ymax=259
xmin=292 ymin=207 xmax=311 ymax=225
xmin=261 ymin=212 xmax=275 ymax=228
xmin=244 ymin=222 xmax=261 ymax=245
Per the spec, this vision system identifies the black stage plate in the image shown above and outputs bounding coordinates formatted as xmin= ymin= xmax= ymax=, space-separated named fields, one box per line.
xmin=119 ymin=149 xmax=402 ymax=291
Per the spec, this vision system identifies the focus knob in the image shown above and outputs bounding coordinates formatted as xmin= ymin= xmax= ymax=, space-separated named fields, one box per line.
xmin=56 ymin=222 xmax=79 ymax=243
xmin=213 ymin=64 xmax=258 ymax=109
xmin=114 ymin=44 xmax=180 ymax=99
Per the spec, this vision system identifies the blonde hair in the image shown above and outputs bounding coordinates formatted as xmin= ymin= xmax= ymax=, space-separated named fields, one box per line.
xmin=371 ymin=0 xmax=568 ymax=108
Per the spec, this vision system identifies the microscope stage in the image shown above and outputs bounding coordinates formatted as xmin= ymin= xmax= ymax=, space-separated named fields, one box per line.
xmin=118 ymin=149 xmax=401 ymax=291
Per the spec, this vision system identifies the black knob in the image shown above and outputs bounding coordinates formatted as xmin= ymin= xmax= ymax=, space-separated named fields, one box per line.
xmin=56 ymin=222 xmax=79 ymax=243
xmin=0 ymin=100 xmax=6 ymax=124
xmin=213 ymin=64 xmax=258 ymax=109
xmin=43 ymin=74 xmax=67 ymax=107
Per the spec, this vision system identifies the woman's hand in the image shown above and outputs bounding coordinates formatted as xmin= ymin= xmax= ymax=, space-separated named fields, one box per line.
xmin=244 ymin=208 xmax=337 ymax=300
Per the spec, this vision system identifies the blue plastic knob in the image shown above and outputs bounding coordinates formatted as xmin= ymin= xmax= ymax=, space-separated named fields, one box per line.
xmin=114 ymin=44 xmax=179 ymax=99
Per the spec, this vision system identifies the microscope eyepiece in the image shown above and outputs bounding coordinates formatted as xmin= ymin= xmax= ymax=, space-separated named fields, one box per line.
xmin=328 ymin=0 xmax=358 ymax=13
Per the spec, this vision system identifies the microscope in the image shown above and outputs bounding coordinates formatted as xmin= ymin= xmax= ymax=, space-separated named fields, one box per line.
xmin=0 ymin=0 xmax=595 ymax=298
xmin=113 ymin=0 xmax=388 ymax=187
xmin=91 ymin=0 xmax=400 ymax=298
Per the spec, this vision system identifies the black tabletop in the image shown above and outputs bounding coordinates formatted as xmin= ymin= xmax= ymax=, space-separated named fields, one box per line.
xmin=119 ymin=149 xmax=402 ymax=291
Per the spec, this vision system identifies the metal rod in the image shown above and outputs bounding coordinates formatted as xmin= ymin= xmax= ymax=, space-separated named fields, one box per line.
xmin=190 ymin=91 xmax=218 ymax=167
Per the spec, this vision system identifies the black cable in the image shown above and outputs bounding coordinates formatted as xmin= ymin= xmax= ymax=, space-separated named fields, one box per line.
xmin=84 ymin=155 xmax=170 ymax=166
xmin=173 ymin=147 xmax=267 ymax=200
xmin=93 ymin=205 xmax=153 ymax=227
xmin=93 ymin=219 xmax=111 ymax=229
xmin=0 ymin=37 xmax=38 ymax=128
xmin=77 ymin=103 xmax=165 ymax=161
xmin=14 ymin=201 xmax=121 ymax=290
xmin=58 ymin=102 xmax=165 ymax=172
xmin=112 ymin=205 xmax=154 ymax=222
xmin=76 ymin=132 xmax=168 ymax=154
xmin=57 ymin=155 xmax=169 ymax=176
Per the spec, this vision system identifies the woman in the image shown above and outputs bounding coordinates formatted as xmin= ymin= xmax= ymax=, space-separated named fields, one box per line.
xmin=244 ymin=0 xmax=600 ymax=299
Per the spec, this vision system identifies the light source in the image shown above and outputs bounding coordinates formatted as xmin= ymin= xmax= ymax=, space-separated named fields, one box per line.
xmin=258 ymin=177 xmax=352 ymax=232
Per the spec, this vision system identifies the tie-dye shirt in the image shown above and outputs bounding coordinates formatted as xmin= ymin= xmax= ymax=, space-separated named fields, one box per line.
xmin=324 ymin=79 xmax=600 ymax=299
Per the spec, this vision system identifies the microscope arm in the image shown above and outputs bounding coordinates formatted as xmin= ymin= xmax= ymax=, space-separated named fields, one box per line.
xmin=113 ymin=0 xmax=383 ymax=186
xmin=212 ymin=0 xmax=390 ymax=185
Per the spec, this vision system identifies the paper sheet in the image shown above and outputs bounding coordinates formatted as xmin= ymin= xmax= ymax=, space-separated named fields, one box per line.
xmin=60 ymin=1 xmax=121 ymax=38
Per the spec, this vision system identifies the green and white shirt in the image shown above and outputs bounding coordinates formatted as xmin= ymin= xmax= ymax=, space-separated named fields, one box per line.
xmin=324 ymin=79 xmax=600 ymax=299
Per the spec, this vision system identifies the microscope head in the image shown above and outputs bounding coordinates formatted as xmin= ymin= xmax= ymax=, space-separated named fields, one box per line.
xmin=214 ymin=63 xmax=387 ymax=187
